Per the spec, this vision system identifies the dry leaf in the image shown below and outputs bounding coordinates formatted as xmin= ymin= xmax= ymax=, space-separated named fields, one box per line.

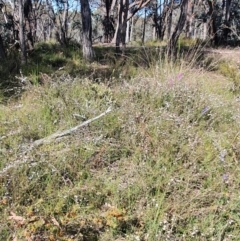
xmin=49 ymin=234 xmax=55 ymax=241
xmin=28 ymin=216 xmax=39 ymax=223
xmin=51 ymin=216 xmax=61 ymax=228
xmin=1 ymin=198 xmax=8 ymax=205
xmin=8 ymin=212 xmax=25 ymax=225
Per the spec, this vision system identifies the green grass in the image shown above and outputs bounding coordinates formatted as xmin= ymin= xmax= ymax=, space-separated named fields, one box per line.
xmin=0 ymin=44 xmax=240 ymax=240
xmin=218 ymin=61 xmax=240 ymax=93
xmin=0 ymin=43 xmax=160 ymax=97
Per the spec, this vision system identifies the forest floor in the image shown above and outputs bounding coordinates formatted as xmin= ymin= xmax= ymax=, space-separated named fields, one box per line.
xmin=1 ymin=43 xmax=240 ymax=241
xmin=205 ymin=47 xmax=240 ymax=64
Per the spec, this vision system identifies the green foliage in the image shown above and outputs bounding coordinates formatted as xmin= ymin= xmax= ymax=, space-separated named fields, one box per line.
xmin=144 ymin=39 xmax=165 ymax=47
xmin=178 ymin=37 xmax=198 ymax=48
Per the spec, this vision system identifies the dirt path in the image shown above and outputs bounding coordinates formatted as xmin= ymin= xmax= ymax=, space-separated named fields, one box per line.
xmin=205 ymin=48 xmax=240 ymax=64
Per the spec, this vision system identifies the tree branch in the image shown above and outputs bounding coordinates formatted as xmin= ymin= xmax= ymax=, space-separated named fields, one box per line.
xmin=127 ymin=0 xmax=151 ymax=21
xmin=0 ymin=107 xmax=112 ymax=176
xmin=32 ymin=106 xmax=112 ymax=147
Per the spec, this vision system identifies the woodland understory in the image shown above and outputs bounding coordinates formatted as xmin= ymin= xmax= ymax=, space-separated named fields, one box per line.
xmin=1 ymin=0 xmax=240 ymax=241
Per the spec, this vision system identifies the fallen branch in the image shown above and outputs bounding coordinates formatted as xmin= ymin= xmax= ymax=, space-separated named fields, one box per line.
xmin=0 ymin=107 xmax=112 ymax=176
xmin=32 ymin=106 xmax=112 ymax=147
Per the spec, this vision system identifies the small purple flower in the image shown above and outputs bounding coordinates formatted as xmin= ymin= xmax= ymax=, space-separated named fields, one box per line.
xmin=222 ymin=174 xmax=229 ymax=182
xmin=177 ymin=73 xmax=184 ymax=81
xmin=169 ymin=78 xmax=174 ymax=86
xmin=219 ymin=150 xmax=226 ymax=162
xmin=202 ymin=106 xmax=209 ymax=115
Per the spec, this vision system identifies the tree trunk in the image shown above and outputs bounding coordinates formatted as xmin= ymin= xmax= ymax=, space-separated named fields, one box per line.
xmin=152 ymin=0 xmax=159 ymax=39
xmin=102 ymin=0 xmax=115 ymax=43
xmin=112 ymin=17 xmax=119 ymax=44
xmin=80 ymin=0 xmax=94 ymax=61
xmin=115 ymin=0 xmax=123 ymax=53
xmin=185 ymin=0 xmax=194 ymax=38
xmin=159 ymin=0 xmax=173 ymax=41
xmin=115 ymin=0 xmax=129 ymax=54
xmin=142 ymin=9 xmax=146 ymax=44
xmin=24 ymin=0 xmax=34 ymax=50
xmin=152 ymin=24 xmax=156 ymax=40
xmin=102 ymin=15 xmax=115 ymax=43
xmin=167 ymin=0 xmax=188 ymax=56
xmin=0 ymin=34 xmax=6 ymax=60
xmin=1 ymin=6 xmax=8 ymax=24
xmin=207 ymin=0 xmax=218 ymax=46
xmin=166 ymin=5 xmax=173 ymax=40
xmin=19 ymin=0 xmax=27 ymax=64
xmin=203 ymin=22 xmax=207 ymax=39
xmin=113 ymin=0 xmax=149 ymax=48
xmin=121 ymin=2 xmax=128 ymax=53
xmin=125 ymin=19 xmax=130 ymax=43
xmin=130 ymin=16 xmax=134 ymax=42
xmin=223 ymin=0 xmax=232 ymax=42
xmin=48 ymin=18 xmax=52 ymax=41
xmin=59 ymin=0 xmax=69 ymax=45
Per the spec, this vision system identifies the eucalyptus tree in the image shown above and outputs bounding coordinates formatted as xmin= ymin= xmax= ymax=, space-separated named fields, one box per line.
xmin=101 ymin=0 xmax=116 ymax=42
xmin=0 ymin=33 xmax=5 ymax=59
xmin=112 ymin=0 xmax=151 ymax=53
xmin=80 ymin=0 xmax=95 ymax=60
xmin=229 ymin=0 xmax=240 ymax=40
xmin=19 ymin=0 xmax=27 ymax=64
xmin=151 ymin=0 xmax=175 ymax=40
xmin=221 ymin=0 xmax=240 ymax=43
xmin=167 ymin=0 xmax=188 ymax=55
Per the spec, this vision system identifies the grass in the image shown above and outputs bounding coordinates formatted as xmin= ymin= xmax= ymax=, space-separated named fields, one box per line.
xmin=0 ymin=42 xmax=161 ymax=96
xmin=1 ymin=43 xmax=240 ymax=240
xmin=218 ymin=61 xmax=240 ymax=93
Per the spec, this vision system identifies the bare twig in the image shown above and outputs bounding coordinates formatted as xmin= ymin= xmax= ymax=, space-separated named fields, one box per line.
xmin=32 ymin=106 xmax=112 ymax=147
xmin=0 ymin=107 xmax=112 ymax=176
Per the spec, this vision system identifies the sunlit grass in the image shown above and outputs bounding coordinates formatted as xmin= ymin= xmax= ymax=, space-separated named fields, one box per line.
xmin=0 ymin=44 xmax=240 ymax=240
